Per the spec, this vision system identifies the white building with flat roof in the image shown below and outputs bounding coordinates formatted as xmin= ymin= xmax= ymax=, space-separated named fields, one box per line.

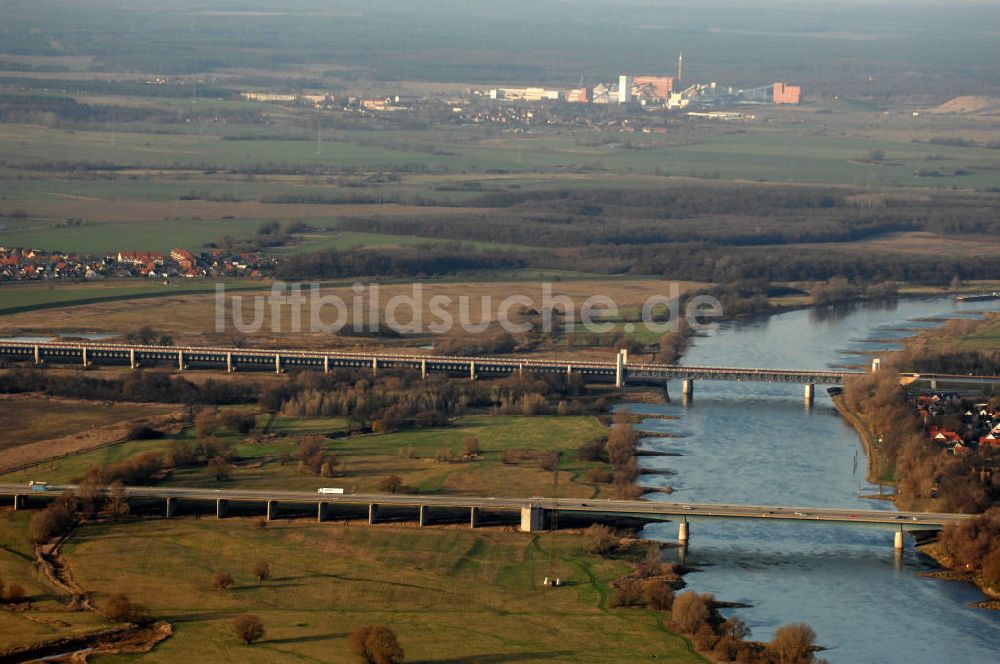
xmin=618 ymin=75 xmax=633 ymax=104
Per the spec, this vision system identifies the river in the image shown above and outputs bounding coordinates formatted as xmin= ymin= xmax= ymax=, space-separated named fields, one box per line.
xmin=628 ymin=297 xmax=1000 ymax=663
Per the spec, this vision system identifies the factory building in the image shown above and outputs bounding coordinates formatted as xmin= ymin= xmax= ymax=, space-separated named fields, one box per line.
xmin=618 ymin=74 xmax=633 ymax=104
xmin=773 ymin=82 xmax=801 ymax=104
xmin=633 ymin=76 xmax=674 ymax=102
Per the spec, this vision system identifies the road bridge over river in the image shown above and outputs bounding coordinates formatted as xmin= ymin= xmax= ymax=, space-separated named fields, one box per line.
xmin=0 ymin=484 xmax=973 ymax=550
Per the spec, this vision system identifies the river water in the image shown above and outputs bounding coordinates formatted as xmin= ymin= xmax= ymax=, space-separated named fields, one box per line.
xmin=629 ymin=297 xmax=1000 ymax=663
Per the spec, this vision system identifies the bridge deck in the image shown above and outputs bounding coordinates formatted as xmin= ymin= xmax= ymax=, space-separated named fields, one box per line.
xmin=0 ymin=484 xmax=971 ymax=529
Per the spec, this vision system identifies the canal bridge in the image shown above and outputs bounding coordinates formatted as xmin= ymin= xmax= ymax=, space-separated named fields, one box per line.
xmin=2 ymin=340 xmax=997 ymax=401
xmin=0 ymin=484 xmax=972 ymax=551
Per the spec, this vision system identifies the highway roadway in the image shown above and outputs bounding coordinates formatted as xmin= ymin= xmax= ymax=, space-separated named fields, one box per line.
xmin=0 ymin=484 xmax=972 ymax=530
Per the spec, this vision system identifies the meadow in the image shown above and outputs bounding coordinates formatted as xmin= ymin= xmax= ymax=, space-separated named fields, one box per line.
xmin=1 ymin=413 xmax=612 ymax=500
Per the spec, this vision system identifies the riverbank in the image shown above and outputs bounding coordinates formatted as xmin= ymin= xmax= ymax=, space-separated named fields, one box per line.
xmin=830 ymin=395 xmax=893 ymax=488
xmin=917 ymin=541 xmax=1000 ymax=611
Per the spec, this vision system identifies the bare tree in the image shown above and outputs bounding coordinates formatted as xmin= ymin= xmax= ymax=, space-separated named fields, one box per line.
xmin=107 ymin=481 xmax=130 ymax=521
xmin=233 ymin=614 xmax=265 ymax=645
xmin=251 ymin=560 xmax=271 ymax=582
xmin=668 ymin=591 xmax=710 ymax=634
xmin=212 ymin=571 xmax=235 ymax=591
xmin=348 ymin=625 xmax=404 ymax=664
xmin=105 ymin=593 xmax=149 ymax=624
xmin=770 ymin=622 xmax=817 ymax=664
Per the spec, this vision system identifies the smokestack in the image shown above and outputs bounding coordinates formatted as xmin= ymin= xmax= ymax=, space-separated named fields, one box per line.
xmin=677 ymin=52 xmax=683 ymax=84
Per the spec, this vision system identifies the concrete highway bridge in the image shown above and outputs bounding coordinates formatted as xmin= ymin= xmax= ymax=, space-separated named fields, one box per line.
xmin=2 ymin=340 xmax=997 ymax=401
xmin=0 ymin=484 xmax=973 ymax=550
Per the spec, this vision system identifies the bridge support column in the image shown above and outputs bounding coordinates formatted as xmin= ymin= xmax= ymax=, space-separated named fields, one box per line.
xmin=368 ymin=504 xmax=379 ymax=525
xmin=33 ymin=344 xmax=41 ymax=365
xmin=894 ymin=528 xmax=904 ymax=550
xmin=177 ymin=350 xmax=184 ymax=371
xmin=566 ymin=364 xmax=572 ymax=376
xmin=804 ymin=383 xmax=815 ymax=405
xmin=226 ymin=352 xmax=234 ymax=373
xmin=518 ymin=363 xmax=524 ymax=378
xmin=930 ymin=379 xmax=938 ymax=391
xmin=469 ymin=361 xmax=476 ymax=381
xmin=615 ymin=352 xmax=624 ymax=388
xmin=620 ymin=348 xmax=628 ymax=364
xmin=165 ymin=497 xmax=177 ymax=518
xmin=470 ymin=506 xmax=480 ymax=528
xmin=421 ymin=359 xmax=427 ymax=379
xmin=275 ymin=354 xmax=282 ymax=374
xmin=372 ymin=357 xmax=378 ymax=375
xmin=13 ymin=495 xmax=24 ymax=510
xmin=81 ymin=346 xmax=89 ymax=367
xmin=317 ymin=503 xmax=328 ymax=522
xmin=215 ymin=498 xmax=228 ymax=519
xmin=266 ymin=500 xmax=277 ymax=521
xmin=323 ymin=355 xmax=330 ymax=374
xmin=129 ymin=348 xmax=137 ymax=370
xmin=520 ymin=506 xmax=546 ymax=533
xmin=871 ymin=358 xmax=881 ymax=373
xmin=682 ymin=379 xmax=694 ymax=398
xmin=678 ymin=519 xmax=689 ymax=544
xmin=419 ymin=504 xmax=429 ymax=527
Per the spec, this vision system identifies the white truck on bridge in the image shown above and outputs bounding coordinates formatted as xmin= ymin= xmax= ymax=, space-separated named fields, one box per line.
xmin=317 ymin=488 xmax=345 ymax=494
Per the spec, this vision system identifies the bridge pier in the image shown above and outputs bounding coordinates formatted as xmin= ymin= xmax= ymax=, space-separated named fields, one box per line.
xmin=682 ymin=379 xmax=694 ymax=398
xmin=804 ymin=383 xmax=815 ymax=405
xmin=323 ymin=355 xmax=329 ymax=374
xmin=421 ymin=359 xmax=427 ymax=379
xmin=215 ymin=498 xmax=228 ymax=519
xmin=372 ymin=357 xmax=378 ymax=375
xmin=129 ymin=348 xmax=137 ymax=370
xmin=81 ymin=346 xmax=89 ymax=367
xmin=226 ymin=352 xmax=234 ymax=373
xmin=678 ymin=519 xmax=689 ymax=544
xmin=419 ymin=504 xmax=429 ymax=527
xmin=872 ymin=357 xmax=881 ymax=373
xmin=469 ymin=361 xmax=477 ymax=381
xmin=177 ymin=350 xmax=185 ymax=371
xmin=470 ymin=506 xmax=480 ymax=528
xmin=165 ymin=497 xmax=177 ymax=518
xmin=274 ymin=354 xmax=282 ymax=374
xmin=12 ymin=494 xmax=24 ymax=510
xmin=566 ymin=364 xmax=572 ymax=376
xmin=930 ymin=379 xmax=938 ymax=391
xmin=33 ymin=344 xmax=41 ymax=365
xmin=266 ymin=500 xmax=278 ymax=521
xmin=894 ymin=528 xmax=904 ymax=550
xmin=615 ymin=352 xmax=624 ymax=388
xmin=520 ymin=506 xmax=546 ymax=532
xmin=368 ymin=503 xmax=379 ymax=525
xmin=317 ymin=502 xmax=328 ymax=522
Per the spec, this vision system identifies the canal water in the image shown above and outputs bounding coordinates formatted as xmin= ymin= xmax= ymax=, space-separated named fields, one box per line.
xmin=628 ymin=297 xmax=1000 ymax=663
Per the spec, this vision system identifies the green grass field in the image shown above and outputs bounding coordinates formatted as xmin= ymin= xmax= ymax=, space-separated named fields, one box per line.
xmin=1 ymin=414 xmax=611 ymax=499
xmin=0 ymin=512 xmax=113 ymax=651
xmin=55 ymin=518 xmax=703 ymax=663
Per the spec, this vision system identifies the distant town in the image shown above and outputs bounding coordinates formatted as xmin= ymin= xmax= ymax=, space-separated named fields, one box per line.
xmin=0 ymin=247 xmax=274 ymax=282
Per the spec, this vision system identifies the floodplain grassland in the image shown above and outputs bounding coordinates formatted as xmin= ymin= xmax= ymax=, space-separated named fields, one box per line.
xmin=0 ymin=512 xmax=113 ymax=651
xmin=0 ymin=278 xmax=710 ymax=351
xmin=0 ymin=413 xmax=611 ymax=500
xmin=0 ymin=395 xmax=175 ymax=453
xmin=54 ymin=518 xmax=702 ymax=664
